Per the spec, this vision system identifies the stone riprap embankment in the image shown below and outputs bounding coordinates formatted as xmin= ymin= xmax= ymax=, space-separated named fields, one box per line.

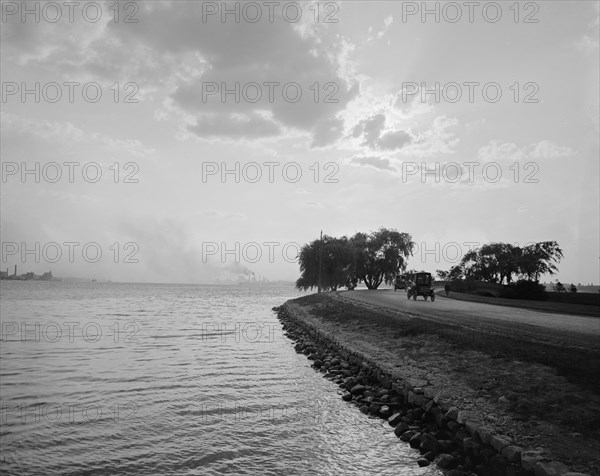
xmin=274 ymin=298 xmax=597 ymax=476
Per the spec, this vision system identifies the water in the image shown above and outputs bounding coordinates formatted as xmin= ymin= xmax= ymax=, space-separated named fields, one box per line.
xmin=0 ymin=281 xmax=440 ymax=475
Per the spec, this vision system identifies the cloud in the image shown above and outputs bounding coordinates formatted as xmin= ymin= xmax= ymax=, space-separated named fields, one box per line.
xmin=350 ymin=155 xmax=395 ymax=171
xmin=3 ymin=1 xmax=359 ymax=144
xmin=104 ymin=2 xmax=358 ymax=141
xmin=1 ymin=112 xmax=155 ymax=157
xmin=366 ymin=15 xmax=394 ymax=43
xmin=529 ymin=140 xmax=573 ymax=159
xmin=378 ymin=130 xmax=412 ymax=150
xmin=478 ymin=139 xmax=572 ymax=161
xmin=351 ymin=113 xmax=412 ymax=150
xmin=310 ymin=117 xmax=345 ymax=148
xmin=187 ymin=112 xmax=281 ymax=139
xmin=576 ymin=35 xmax=599 ymax=54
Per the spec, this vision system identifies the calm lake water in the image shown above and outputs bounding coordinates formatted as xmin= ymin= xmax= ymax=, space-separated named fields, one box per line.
xmin=0 ymin=281 xmax=441 ymax=475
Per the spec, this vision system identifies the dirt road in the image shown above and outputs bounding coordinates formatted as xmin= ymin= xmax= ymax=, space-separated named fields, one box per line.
xmin=334 ymin=289 xmax=600 ymax=351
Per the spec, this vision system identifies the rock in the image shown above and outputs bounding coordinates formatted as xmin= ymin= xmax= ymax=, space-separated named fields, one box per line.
xmin=465 ymin=420 xmax=482 ymax=436
xmin=521 ymin=450 xmax=544 ymax=471
xmin=341 ymin=392 xmax=352 ymax=402
xmin=359 ymin=405 xmax=369 ymax=414
xmin=457 ymin=410 xmax=475 ymax=424
xmin=313 ymin=359 xmax=323 ymax=368
xmin=437 ymin=440 xmax=453 ymax=453
xmin=445 ymin=407 xmax=459 ymax=421
xmin=350 ymin=384 xmax=366 ymax=395
xmin=436 ymin=453 xmax=456 ymax=469
xmin=498 ymin=395 xmax=510 ymax=407
xmin=424 ymin=387 xmax=440 ymax=399
xmin=407 ymin=377 xmax=428 ymax=388
xmin=400 ymin=430 xmax=417 ymax=442
xmin=419 ymin=433 xmax=438 ymax=453
xmin=475 ymin=426 xmax=493 ymax=445
xmin=379 ymin=405 xmax=392 ymax=418
xmin=462 ymin=437 xmax=481 ymax=455
xmin=409 ymin=433 xmax=422 ymax=448
xmin=388 ymin=413 xmax=403 ymax=426
xmin=423 ymin=451 xmax=436 ymax=461
xmin=534 ymin=461 xmax=570 ymax=476
xmin=501 ymin=445 xmax=522 ymax=463
xmin=417 ymin=457 xmax=430 ymax=467
xmin=393 ymin=422 xmax=410 ymax=438
xmin=489 ymin=435 xmax=511 ymax=453
xmin=447 ymin=421 xmax=460 ymax=433
xmin=368 ymin=402 xmax=381 ymax=415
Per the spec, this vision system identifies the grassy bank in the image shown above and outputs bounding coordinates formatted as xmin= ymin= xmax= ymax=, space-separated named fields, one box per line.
xmin=289 ymin=292 xmax=600 ymax=460
xmin=440 ymin=291 xmax=600 ymax=318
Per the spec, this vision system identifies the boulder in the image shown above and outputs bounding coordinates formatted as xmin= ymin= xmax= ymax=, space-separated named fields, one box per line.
xmin=521 ymin=450 xmax=544 ymax=471
xmin=388 ymin=413 xmax=403 ymax=426
xmin=409 ymin=432 xmax=423 ymax=448
xmin=534 ymin=461 xmax=570 ymax=476
xmin=393 ymin=422 xmax=410 ymax=438
xmin=489 ymin=435 xmax=511 ymax=453
xmin=419 ymin=433 xmax=439 ymax=454
xmin=445 ymin=407 xmax=459 ymax=421
xmin=400 ymin=430 xmax=417 ymax=442
xmin=417 ymin=457 xmax=430 ymax=467
xmin=436 ymin=453 xmax=456 ymax=469
xmin=501 ymin=445 xmax=522 ymax=463
xmin=350 ymin=384 xmax=366 ymax=395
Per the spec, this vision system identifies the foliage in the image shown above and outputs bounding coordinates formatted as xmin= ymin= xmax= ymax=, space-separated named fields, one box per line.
xmin=352 ymin=228 xmax=414 ymax=289
xmin=504 ymin=279 xmax=548 ymax=301
xmin=439 ymin=241 xmax=563 ymax=284
xmin=295 ymin=228 xmax=415 ymax=291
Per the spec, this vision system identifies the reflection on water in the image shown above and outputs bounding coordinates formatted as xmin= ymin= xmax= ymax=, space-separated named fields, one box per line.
xmin=0 ymin=281 xmax=441 ymax=475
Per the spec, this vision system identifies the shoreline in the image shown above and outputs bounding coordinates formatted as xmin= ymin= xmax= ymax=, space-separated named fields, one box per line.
xmin=275 ymin=293 xmax=600 ymax=476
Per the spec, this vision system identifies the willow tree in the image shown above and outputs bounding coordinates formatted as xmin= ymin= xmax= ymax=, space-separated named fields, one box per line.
xmin=295 ymin=228 xmax=414 ymax=291
xmin=351 ymin=228 xmax=414 ymax=289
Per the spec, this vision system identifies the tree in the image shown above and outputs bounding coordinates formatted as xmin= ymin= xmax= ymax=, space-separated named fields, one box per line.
xmin=295 ymin=228 xmax=414 ymax=291
xmin=553 ymin=280 xmax=566 ymax=292
xmin=458 ymin=243 xmax=519 ymax=284
xmin=436 ymin=269 xmax=449 ymax=280
xmin=518 ymin=241 xmax=563 ymax=281
xmin=296 ymin=235 xmax=355 ymax=291
xmin=447 ymin=265 xmax=464 ymax=280
xmin=351 ymin=228 xmax=414 ymax=289
xmin=569 ymin=283 xmax=577 ymax=293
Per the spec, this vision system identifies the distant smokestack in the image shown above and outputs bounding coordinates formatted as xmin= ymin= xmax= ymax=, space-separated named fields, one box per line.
xmin=14 ymin=265 xmax=17 ymax=276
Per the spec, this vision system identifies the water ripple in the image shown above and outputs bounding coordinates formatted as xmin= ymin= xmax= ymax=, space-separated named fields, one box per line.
xmin=0 ymin=282 xmax=441 ymax=476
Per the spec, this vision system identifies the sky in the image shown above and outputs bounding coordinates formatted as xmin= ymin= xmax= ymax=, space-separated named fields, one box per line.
xmin=1 ymin=0 xmax=599 ymax=285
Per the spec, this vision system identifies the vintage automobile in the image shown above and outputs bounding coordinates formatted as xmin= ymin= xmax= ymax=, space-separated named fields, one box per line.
xmin=393 ymin=274 xmax=407 ymax=291
xmin=406 ymin=272 xmax=436 ymax=301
